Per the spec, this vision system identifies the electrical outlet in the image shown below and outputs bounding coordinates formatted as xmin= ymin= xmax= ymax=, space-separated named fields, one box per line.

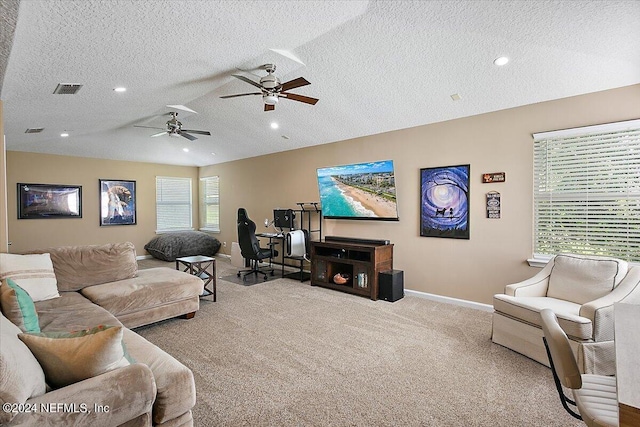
xmin=223 ymin=242 xmax=227 ymax=247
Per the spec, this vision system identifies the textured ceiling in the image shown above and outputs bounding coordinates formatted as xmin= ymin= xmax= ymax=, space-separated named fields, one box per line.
xmin=1 ymin=0 xmax=639 ymax=167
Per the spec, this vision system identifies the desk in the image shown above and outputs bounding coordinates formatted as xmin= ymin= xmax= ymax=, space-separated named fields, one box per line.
xmin=614 ymin=303 xmax=640 ymax=427
xmin=176 ymin=256 xmax=216 ymax=302
xmin=256 ymin=233 xmax=284 ymax=277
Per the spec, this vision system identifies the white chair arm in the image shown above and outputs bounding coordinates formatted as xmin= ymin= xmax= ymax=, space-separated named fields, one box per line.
xmin=505 ymin=260 xmax=554 ymax=297
xmin=580 ymin=266 xmax=640 ymax=341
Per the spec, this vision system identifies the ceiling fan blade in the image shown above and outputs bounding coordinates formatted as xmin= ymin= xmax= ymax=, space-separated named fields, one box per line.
xmin=134 ymin=125 xmax=165 ymax=130
xmin=182 ymin=129 xmax=211 ymax=136
xmin=232 ymin=74 xmax=263 ymax=89
xmin=220 ymin=92 xmax=261 ymax=99
xmin=280 ymin=77 xmax=310 ymax=92
xmin=264 ymin=104 xmax=275 ymax=112
xmin=181 ymin=132 xmax=197 ymax=141
xmin=281 ymin=92 xmax=319 ymax=105
xmin=150 ymin=132 xmax=167 ymax=137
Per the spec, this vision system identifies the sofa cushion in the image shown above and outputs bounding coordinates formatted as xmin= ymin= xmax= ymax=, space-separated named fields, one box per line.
xmin=0 ymin=313 xmax=46 ymax=423
xmin=35 ymin=291 xmax=122 ymax=333
xmin=493 ymin=294 xmax=592 ymax=340
xmin=0 ymin=253 xmax=59 ymax=301
xmin=144 ymin=231 xmax=221 ymax=261
xmin=0 ymin=279 xmax=41 ymax=333
xmin=80 ymin=267 xmax=204 ymax=318
xmin=18 ymin=325 xmax=130 ymax=389
xmin=29 ymin=242 xmax=138 ymax=292
xmin=547 ymin=254 xmax=627 ymax=305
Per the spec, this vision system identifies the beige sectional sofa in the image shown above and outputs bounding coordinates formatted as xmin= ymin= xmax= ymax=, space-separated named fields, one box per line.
xmin=0 ymin=242 xmax=205 ymax=426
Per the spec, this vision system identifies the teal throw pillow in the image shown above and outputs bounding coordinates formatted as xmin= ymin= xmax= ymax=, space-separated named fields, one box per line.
xmin=0 ymin=278 xmax=41 ymax=333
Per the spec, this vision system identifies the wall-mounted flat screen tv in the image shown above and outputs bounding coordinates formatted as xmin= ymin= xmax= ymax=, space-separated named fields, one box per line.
xmin=316 ymin=160 xmax=399 ymax=221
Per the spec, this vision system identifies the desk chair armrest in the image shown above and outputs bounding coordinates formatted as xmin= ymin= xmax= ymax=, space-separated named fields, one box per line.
xmin=506 ymin=261 xmax=554 ymax=297
xmin=580 ymin=267 xmax=640 ymax=341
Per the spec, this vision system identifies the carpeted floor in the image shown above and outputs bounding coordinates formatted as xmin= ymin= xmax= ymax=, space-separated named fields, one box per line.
xmin=136 ymin=256 xmax=581 ymax=426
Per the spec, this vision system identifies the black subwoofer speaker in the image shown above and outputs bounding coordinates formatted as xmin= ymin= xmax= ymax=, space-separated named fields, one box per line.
xmin=379 ymin=269 xmax=404 ymax=302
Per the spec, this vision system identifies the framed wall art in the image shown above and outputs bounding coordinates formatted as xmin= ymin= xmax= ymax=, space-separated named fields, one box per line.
xmin=420 ymin=164 xmax=470 ymax=239
xmin=100 ymin=179 xmax=136 ymax=226
xmin=17 ymin=183 xmax=82 ymax=219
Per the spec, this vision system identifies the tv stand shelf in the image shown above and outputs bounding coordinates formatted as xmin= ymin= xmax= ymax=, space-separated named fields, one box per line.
xmin=310 ymin=240 xmax=393 ymax=300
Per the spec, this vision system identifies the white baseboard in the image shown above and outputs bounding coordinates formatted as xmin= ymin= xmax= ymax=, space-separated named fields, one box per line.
xmin=404 ymin=289 xmax=494 ymax=312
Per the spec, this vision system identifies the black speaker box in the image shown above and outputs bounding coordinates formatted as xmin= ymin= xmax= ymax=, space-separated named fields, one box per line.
xmin=379 ymin=269 xmax=404 ymax=302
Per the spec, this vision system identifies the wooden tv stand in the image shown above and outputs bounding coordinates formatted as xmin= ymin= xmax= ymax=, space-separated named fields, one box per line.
xmin=310 ymin=239 xmax=393 ymax=300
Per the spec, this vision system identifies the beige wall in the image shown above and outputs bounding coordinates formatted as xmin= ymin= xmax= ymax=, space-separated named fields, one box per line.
xmin=0 ymin=100 xmax=7 ymax=252
xmin=4 ymin=85 xmax=639 ymax=304
xmin=5 ymin=152 xmax=198 ymax=254
xmin=201 ymin=84 xmax=640 ymax=305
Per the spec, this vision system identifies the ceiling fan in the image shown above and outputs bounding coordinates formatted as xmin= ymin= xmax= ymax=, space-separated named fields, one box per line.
xmin=134 ymin=111 xmax=211 ymax=141
xmin=220 ymin=64 xmax=319 ymax=111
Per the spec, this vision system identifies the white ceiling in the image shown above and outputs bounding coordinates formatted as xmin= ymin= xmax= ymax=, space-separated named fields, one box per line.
xmin=1 ymin=0 xmax=639 ymax=167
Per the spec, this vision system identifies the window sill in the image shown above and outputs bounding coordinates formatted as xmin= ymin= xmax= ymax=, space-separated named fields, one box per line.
xmin=155 ymin=228 xmax=195 ymax=234
xmin=199 ymin=228 xmax=220 ymax=233
xmin=527 ymin=255 xmax=553 ymax=268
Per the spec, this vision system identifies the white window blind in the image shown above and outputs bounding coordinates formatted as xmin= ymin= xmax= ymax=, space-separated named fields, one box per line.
xmin=533 ymin=119 xmax=640 ymax=262
xmin=156 ymin=176 xmax=193 ymax=232
xmin=199 ymin=176 xmax=220 ymax=232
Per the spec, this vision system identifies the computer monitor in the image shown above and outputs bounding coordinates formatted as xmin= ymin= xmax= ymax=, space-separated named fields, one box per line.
xmin=273 ymin=209 xmax=295 ymax=229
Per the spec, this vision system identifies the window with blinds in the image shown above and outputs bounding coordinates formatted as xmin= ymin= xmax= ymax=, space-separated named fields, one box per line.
xmin=533 ymin=119 xmax=640 ymax=262
xmin=155 ymin=176 xmax=193 ymax=232
xmin=199 ymin=176 xmax=220 ymax=232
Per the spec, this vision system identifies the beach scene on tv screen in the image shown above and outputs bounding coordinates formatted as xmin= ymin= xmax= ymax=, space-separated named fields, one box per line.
xmin=317 ymin=160 xmax=398 ymax=219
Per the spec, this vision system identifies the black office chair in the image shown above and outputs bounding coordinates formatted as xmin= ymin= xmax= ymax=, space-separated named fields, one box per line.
xmin=237 ymin=208 xmax=278 ymax=281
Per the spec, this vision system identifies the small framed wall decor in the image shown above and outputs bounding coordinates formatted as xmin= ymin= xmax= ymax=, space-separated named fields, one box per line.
xmin=17 ymin=183 xmax=82 ymax=219
xmin=420 ymin=164 xmax=470 ymax=239
xmin=482 ymin=172 xmax=505 ymax=183
xmin=486 ymin=191 xmax=501 ymax=219
xmin=99 ymin=179 xmax=136 ymax=226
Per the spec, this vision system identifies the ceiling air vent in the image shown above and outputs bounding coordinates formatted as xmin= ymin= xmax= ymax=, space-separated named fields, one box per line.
xmin=25 ymin=128 xmax=44 ymax=134
xmin=53 ymin=83 xmax=83 ymax=95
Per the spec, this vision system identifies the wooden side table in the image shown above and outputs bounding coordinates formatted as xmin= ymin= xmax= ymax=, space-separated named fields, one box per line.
xmin=176 ymin=255 xmax=216 ymax=302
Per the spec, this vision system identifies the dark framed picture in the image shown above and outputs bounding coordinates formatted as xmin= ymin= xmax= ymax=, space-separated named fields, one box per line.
xmin=17 ymin=183 xmax=82 ymax=219
xmin=420 ymin=164 xmax=470 ymax=239
xmin=100 ymin=179 xmax=136 ymax=226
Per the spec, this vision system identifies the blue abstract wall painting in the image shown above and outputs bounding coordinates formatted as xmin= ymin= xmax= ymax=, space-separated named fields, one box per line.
xmin=420 ymin=164 xmax=470 ymax=239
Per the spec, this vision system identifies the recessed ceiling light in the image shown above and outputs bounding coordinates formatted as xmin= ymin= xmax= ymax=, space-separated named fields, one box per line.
xmin=183 ymin=148 xmax=189 ymax=152
xmin=493 ymin=56 xmax=509 ymax=66
xmin=281 ymin=135 xmax=290 ymax=140
xmin=211 ymin=152 xmax=216 ymax=156
xmin=450 ymin=93 xmax=462 ymax=101
xmin=270 ymin=122 xmax=279 ymax=129
xmin=113 ymin=87 xmax=127 ymax=92
xmin=60 ymin=132 xmax=69 ymax=137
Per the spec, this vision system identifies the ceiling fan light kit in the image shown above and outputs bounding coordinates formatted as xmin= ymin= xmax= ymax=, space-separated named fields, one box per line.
xmin=264 ymin=94 xmax=279 ymax=105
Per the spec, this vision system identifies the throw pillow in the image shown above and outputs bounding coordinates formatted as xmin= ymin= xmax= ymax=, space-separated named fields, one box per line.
xmin=0 ymin=279 xmax=41 ymax=333
xmin=0 ymin=313 xmax=46 ymax=424
xmin=18 ymin=325 xmax=130 ymax=389
xmin=0 ymin=253 xmax=59 ymax=301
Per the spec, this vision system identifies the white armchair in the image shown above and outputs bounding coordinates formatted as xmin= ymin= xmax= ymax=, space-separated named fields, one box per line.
xmin=492 ymin=254 xmax=640 ymax=371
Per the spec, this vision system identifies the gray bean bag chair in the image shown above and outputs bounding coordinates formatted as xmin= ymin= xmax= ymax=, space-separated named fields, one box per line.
xmin=144 ymin=231 xmax=221 ymax=262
